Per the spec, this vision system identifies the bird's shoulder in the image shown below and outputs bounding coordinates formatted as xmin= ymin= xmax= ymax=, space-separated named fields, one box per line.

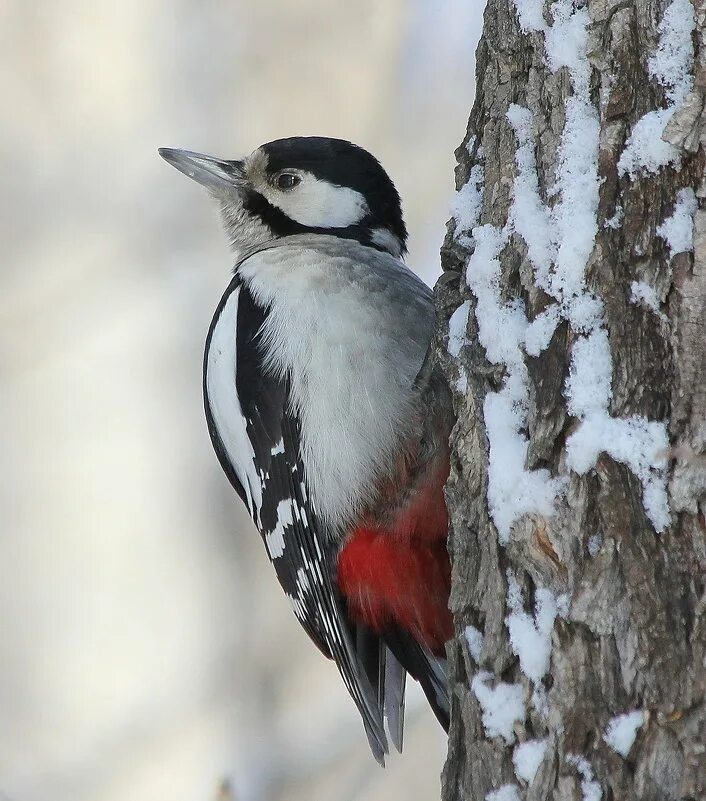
xmin=238 ymin=234 xmax=432 ymax=301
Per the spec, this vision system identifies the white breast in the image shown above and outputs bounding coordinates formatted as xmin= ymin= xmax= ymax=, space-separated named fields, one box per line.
xmin=239 ymin=235 xmax=434 ymax=530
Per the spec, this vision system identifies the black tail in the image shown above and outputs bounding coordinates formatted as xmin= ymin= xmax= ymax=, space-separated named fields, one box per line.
xmin=383 ymin=628 xmax=450 ymax=731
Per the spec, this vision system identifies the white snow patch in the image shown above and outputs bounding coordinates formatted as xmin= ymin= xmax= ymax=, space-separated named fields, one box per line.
xmin=630 ymin=281 xmax=667 ymax=322
xmin=648 ymin=0 xmax=696 ymax=104
xmin=565 ymin=329 xmax=613 ymax=418
xmin=604 ymin=710 xmax=645 ymax=757
xmin=566 ymin=415 xmax=670 ymax=531
xmin=512 ymin=0 xmax=547 ymax=32
xmin=486 ymin=785 xmax=522 ymax=801
xmin=564 ymin=329 xmax=671 ymax=531
xmin=545 ymin=4 xmax=591 ymax=95
xmin=587 ymin=531 xmax=603 ymax=556
xmin=484 ymin=387 xmax=562 ymax=545
xmin=567 ymin=754 xmax=602 ymax=801
xmin=513 ymin=738 xmax=548 ymax=784
xmin=451 ymin=164 xmax=484 ymax=247
xmin=619 ymin=0 xmax=695 ymax=177
xmin=618 ymin=110 xmax=681 ymax=177
xmin=271 ymin=438 xmax=285 ymax=455
xmin=514 ymin=0 xmax=592 ymax=96
xmin=552 ymin=95 xmax=601 ymax=310
xmin=506 ymin=571 xmax=558 ymax=681
xmin=467 ymin=5 xmax=597 ymax=543
xmin=657 ymin=187 xmax=698 ymax=258
xmin=465 ymin=624 xmax=484 ymax=663
xmin=556 ymin=593 xmax=570 ymax=618
xmin=525 ymin=305 xmax=560 ymax=356
xmin=471 ymin=671 xmax=526 ymax=743
xmin=507 ymin=103 xmax=555 ymax=288
xmin=604 ymin=207 xmax=623 ymax=229
xmin=467 ymin=224 xmax=562 ymax=544
xmin=455 ymin=368 xmax=469 ymax=394
xmin=565 ymin=293 xmax=604 ymax=335
xmin=448 ymin=301 xmax=471 ymax=358
xmin=467 ymin=225 xmax=526 ymax=366
xmin=506 ymin=90 xmax=600 ymax=318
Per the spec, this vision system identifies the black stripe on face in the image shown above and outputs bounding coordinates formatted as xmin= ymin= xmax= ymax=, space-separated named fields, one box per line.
xmin=242 ymin=187 xmax=311 ymax=237
xmin=242 ymin=187 xmax=397 ymax=255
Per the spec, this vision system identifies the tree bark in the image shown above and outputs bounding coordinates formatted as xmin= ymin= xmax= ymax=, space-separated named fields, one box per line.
xmin=437 ymin=1 xmax=706 ymax=800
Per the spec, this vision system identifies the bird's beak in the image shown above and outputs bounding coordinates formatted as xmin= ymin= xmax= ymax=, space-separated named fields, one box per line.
xmin=158 ymin=148 xmax=245 ymax=191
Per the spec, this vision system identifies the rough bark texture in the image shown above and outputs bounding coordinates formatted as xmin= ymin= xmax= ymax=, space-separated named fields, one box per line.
xmin=436 ymin=1 xmax=706 ymax=800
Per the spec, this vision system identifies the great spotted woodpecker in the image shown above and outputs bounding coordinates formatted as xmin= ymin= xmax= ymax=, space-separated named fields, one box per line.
xmin=159 ymin=137 xmax=453 ymax=762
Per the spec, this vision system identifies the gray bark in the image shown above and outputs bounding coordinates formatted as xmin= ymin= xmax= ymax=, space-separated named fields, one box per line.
xmin=436 ymin=1 xmax=706 ymax=800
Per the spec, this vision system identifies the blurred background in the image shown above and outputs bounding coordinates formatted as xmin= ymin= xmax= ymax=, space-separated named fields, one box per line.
xmin=0 ymin=2 xmax=481 ymax=799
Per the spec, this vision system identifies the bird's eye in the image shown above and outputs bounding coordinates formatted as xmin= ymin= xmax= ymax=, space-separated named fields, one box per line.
xmin=275 ymin=172 xmax=301 ymax=190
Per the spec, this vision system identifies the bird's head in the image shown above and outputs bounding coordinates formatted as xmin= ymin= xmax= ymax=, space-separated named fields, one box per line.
xmin=159 ymin=136 xmax=408 ymax=260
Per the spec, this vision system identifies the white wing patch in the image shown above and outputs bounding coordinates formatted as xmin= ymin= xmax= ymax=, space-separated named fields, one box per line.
xmin=287 ymin=592 xmax=307 ymax=621
xmin=287 ymin=567 xmax=314 ymax=621
xmin=264 ymin=499 xmax=295 ymax=559
xmin=206 ymin=286 xmax=263 ymax=522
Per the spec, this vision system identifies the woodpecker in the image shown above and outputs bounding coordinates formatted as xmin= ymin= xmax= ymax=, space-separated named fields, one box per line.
xmin=159 ymin=137 xmax=453 ymax=762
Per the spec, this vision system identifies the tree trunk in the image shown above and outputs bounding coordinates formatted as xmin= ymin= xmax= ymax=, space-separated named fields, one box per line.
xmin=436 ymin=1 xmax=706 ymax=800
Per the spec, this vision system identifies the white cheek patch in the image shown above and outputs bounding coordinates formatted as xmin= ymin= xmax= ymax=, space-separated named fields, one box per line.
xmin=264 ymin=172 xmax=369 ymax=229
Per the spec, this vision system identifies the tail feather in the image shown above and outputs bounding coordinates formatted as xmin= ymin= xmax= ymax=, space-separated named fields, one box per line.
xmin=383 ymin=628 xmax=450 ymax=732
xmin=352 ymin=621 xmax=448 ymax=763
xmin=363 ymin=720 xmax=387 ymax=766
xmin=355 ymin=625 xmax=388 ymax=765
xmin=383 ymin=647 xmax=407 ymax=752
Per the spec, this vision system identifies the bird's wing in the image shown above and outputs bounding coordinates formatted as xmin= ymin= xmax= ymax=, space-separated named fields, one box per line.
xmin=204 ymin=276 xmax=389 ymax=759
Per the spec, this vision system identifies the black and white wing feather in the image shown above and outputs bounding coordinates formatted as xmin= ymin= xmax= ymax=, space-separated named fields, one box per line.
xmin=204 ymin=275 xmax=391 ymax=759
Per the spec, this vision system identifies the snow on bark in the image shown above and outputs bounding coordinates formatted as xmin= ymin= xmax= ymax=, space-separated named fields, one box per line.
xmin=566 ymin=754 xmax=602 ymax=801
xmin=603 ymin=710 xmax=646 ymax=758
xmin=618 ymin=0 xmax=695 ymax=176
xmin=447 ymin=301 xmax=471 ymax=359
xmin=465 ymin=223 xmax=562 ymax=544
xmin=512 ymin=738 xmax=548 ymax=784
xmin=485 ymin=785 xmax=522 ymax=801
xmin=656 ymin=186 xmax=698 ymax=257
xmin=505 ymin=570 xmax=558 ymax=683
xmin=564 ymin=331 xmax=671 ymax=533
xmin=450 ymin=162 xmax=485 ymax=248
xmin=504 ymin=3 xmax=672 ymax=533
xmin=512 ymin=0 xmax=546 ymax=33
xmin=438 ymin=0 xmax=704 ymax=798
xmin=471 ymin=672 xmax=526 ymax=743
xmin=629 ymin=281 xmax=668 ymax=322
xmin=464 ymin=624 xmax=484 ymax=663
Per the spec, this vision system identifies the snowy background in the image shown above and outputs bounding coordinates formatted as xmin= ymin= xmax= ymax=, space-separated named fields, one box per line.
xmin=0 ymin=2 xmax=482 ymax=800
